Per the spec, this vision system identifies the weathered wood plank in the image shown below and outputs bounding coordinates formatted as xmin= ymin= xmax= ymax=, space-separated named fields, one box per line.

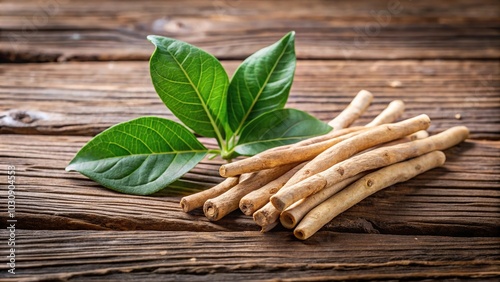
xmin=1 ymin=0 xmax=498 ymax=61
xmin=1 ymin=60 xmax=498 ymax=139
xmin=0 ymin=230 xmax=498 ymax=281
xmin=0 ymin=135 xmax=498 ymax=235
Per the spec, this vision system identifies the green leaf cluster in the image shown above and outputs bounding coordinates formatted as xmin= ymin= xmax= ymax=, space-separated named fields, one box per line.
xmin=67 ymin=32 xmax=331 ymax=195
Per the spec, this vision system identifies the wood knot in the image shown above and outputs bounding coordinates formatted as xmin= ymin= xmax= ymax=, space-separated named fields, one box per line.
xmin=152 ymin=17 xmax=190 ymax=33
xmin=11 ymin=111 xmax=36 ymax=124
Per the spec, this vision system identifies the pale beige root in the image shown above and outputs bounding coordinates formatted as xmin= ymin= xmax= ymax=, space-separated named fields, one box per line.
xmin=271 ymin=126 xmax=469 ymax=211
xmin=238 ymin=173 xmax=253 ymax=183
xmin=220 ymin=102 xmax=404 ymax=178
xmin=365 ymin=100 xmax=405 ymax=127
xmin=280 ymin=173 xmax=365 ymax=229
xmin=280 ymin=114 xmax=432 ymax=196
xmin=374 ymin=130 xmax=429 ymax=149
xmin=294 ymin=151 xmax=447 ymax=240
xmin=203 ymin=163 xmax=297 ymax=221
xmin=219 ymin=129 xmax=365 ymax=178
xmin=260 ymin=221 xmax=279 ymax=233
xmin=291 ymin=126 xmax=366 ymax=147
xmin=253 ymin=201 xmax=281 ymax=230
xmin=408 ymin=130 xmax=429 ymax=140
xmin=180 ymin=177 xmax=238 ymax=212
xmin=328 ymin=90 xmax=374 ymax=129
xmin=239 ymin=162 xmax=307 ymax=216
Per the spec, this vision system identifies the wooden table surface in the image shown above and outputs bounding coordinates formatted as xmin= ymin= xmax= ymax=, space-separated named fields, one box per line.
xmin=1 ymin=0 xmax=499 ymax=281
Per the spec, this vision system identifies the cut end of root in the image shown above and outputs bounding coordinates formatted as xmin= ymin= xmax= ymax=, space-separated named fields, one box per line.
xmin=270 ymin=196 xmax=286 ymax=212
xmin=280 ymin=213 xmax=296 ymax=229
xmin=219 ymin=165 xmax=228 ymax=177
xmin=253 ymin=211 xmax=268 ymax=227
xmin=180 ymin=198 xmax=189 ymax=213
xmin=293 ymin=229 xmax=307 ymax=240
xmin=240 ymin=203 xmax=254 ymax=216
xmin=203 ymin=201 xmax=218 ymax=221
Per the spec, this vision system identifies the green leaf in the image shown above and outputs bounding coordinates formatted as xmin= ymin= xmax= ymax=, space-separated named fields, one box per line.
xmin=227 ymin=31 xmax=296 ymax=135
xmin=66 ymin=117 xmax=208 ymax=195
xmin=148 ymin=35 xmax=229 ymax=142
xmin=234 ymin=108 xmax=332 ymax=156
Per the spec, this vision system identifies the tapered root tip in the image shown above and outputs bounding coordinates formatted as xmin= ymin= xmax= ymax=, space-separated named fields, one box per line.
xmin=421 ymin=114 xmax=431 ymax=123
xmin=457 ymin=126 xmax=470 ymax=139
xmin=358 ymin=89 xmax=374 ymax=99
xmin=435 ymin=151 xmax=447 ymax=166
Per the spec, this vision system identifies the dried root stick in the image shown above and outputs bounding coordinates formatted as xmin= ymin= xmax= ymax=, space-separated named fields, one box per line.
xmin=281 ymin=114 xmax=431 ymax=194
xmin=280 ymin=173 xmax=366 ymax=229
xmin=328 ymin=90 xmax=373 ymax=129
xmin=204 ymin=163 xmax=297 ymax=221
xmin=409 ymin=130 xmax=429 ymax=140
xmin=294 ymin=151 xmax=447 ymax=240
xmin=180 ymin=177 xmax=239 ymax=212
xmin=365 ymin=100 xmax=405 ymax=127
xmin=291 ymin=126 xmax=366 ymax=147
xmin=371 ymin=130 xmax=429 ymax=150
xmin=220 ymin=129 xmax=365 ymax=177
xmin=221 ymin=99 xmax=405 ymax=178
xmin=238 ymin=173 xmax=253 ymax=182
xmin=260 ymin=221 xmax=279 ymax=233
xmin=253 ymin=202 xmax=281 ymax=231
xmin=271 ymin=126 xmax=469 ymax=211
xmin=239 ymin=162 xmax=307 ymax=215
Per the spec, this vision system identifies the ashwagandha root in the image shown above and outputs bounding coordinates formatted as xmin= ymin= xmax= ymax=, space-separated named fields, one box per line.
xmin=271 ymin=126 xmax=469 ymax=211
xmin=328 ymin=90 xmax=373 ymax=129
xmin=180 ymin=177 xmax=238 ymax=212
xmin=253 ymin=201 xmax=281 ymax=230
xmin=310 ymin=99 xmax=406 ymax=157
xmin=239 ymin=162 xmax=306 ymax=216
xmin=408 ymin=130 xmax=429 ymax=140
xmin=238 ymin=172 xmax=253 ymax=182
xmin=368 ymin=130 xmax=429 ymax=152
xmin=280 ymin=173 xmax=366 ymax=229
xmin=365 ymin=100 xmax=405 ymax=127
xmin=279 ymin=114 xmax=431 ymax=199
xmin=260 ymin=221 xmax=279 ymax=233
xmin=291 ymin=126 xmax=365 ymax=147
xmin=203 ymin=163 xmax=297 ymax=221
xmin=293 ymin=151 xmax=447 ymax=240
xmin=220 ymin=94 xmax=407 ymax=178
xmin=219 ymin=128 xmax=366 ymax=177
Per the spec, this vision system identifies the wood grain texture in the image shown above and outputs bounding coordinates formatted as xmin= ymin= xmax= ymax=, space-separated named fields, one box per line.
xmin=1 ymin=60 xmax=498 ymax=138
xmin=0 ymin=0 xmax=498 ymax=62
xmin=0 ymin=230 xmax=498 ymax=281
xmin=0 ymin=135 xmax=498 ymax=236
